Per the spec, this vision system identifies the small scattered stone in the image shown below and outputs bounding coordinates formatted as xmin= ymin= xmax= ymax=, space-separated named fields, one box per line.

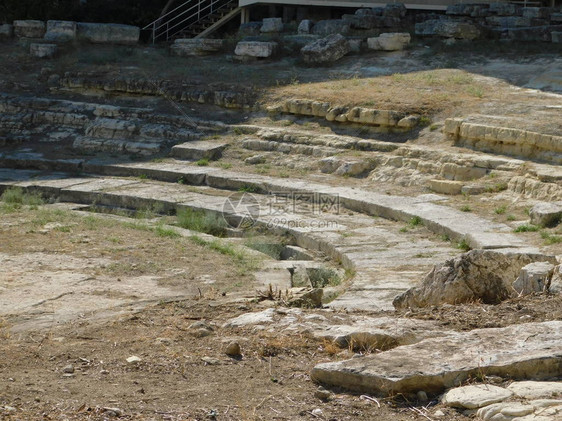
xmin=126 ymin=356 xmax=141 ymax=364
xmin=417 ymin=390 xmax=428 ymax=402
xmin=102 ymin=407 xmax=123 ymax=417
xmin=62 ymin=364 xmax=75 ymax=374
xmin=244 ymin=154 xmax=266 ymax=165
xmin=3 ymin=406 xmax=16 ymax=413
xmin=311 ymin=408 xmax=323 ymax=416
xmin=201 ymin=356 xmax=221 ymax=365
xmin=100 ymin=369 xmax=109 ymax=375
xmin=225 ymin=342 xmax=242 ymax=357
xmin=314 ymin=387 xmax=332 ymax=401
xmin=433 ymin=409 xmax=445 ymax=417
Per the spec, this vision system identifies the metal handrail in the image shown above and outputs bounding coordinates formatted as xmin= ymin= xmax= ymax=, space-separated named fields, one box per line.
xmin=143 ymin=0 xmax=234 ymax=42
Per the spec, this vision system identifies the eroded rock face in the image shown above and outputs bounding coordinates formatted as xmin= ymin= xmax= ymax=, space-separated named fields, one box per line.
xmin=301 ymin=34 xmax=350 ymax=64
xmin=393 ymin=250 xmax=557 ymax=309
xmin=311 ymin=321 xmax=562 ymax=395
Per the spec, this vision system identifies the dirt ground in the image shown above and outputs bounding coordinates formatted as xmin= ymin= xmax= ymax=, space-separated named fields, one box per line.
xmin=0 ymin=202 xmax=560 ymax=421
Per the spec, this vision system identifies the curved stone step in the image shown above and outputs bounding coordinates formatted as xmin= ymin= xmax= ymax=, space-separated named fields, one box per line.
xmin=0 ymin=169 xmax=460 ymax=311
xmin=0 ymin=157 xmax=532 ymax=252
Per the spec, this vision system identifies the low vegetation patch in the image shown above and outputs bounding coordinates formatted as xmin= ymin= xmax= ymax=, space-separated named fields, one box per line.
xmin=176 ymin=208 xmax=227 ymax=237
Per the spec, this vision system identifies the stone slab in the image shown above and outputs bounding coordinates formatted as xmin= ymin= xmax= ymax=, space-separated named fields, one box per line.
xmin=171 ymin=141 xmax=227 ymax=160
xmin=311 ymin=321 xmax=562 ymax=395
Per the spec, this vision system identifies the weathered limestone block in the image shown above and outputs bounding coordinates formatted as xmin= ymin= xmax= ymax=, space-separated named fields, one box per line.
xmin=311 ymin=321 xmax=562 ymax=395
xmin=367 ymin=32 xmax=410 ymax=51
xmin=529 ymin=201 xmax=562 ymax=227
xmin=429 ymin=179 xmax=463 ymax=195
xmin=260 ymin=17 xmax=283 ymax=33
xmin=29 ymin=43 xmax=57 ymax=58
xmin=334 ymin=160 xmax=375 ymax=177
xmin=76 ymin=23 xmax=140 ymax=44
xmin=283 ymin=99 xmax=330 ymax=117
xmin=512 ymin=262 xmax=555 ymax=295
xmin=311 ymin=19 xmax=350 ymax=36
xmin=170 ymin=38 xmax=224 ymax=56
xmin=44 ymin=20 xmax=76 ymax=42
xmin=171 ymin=141 xmax=227 ymax=160
xmin=301 ymin=34 xmax=350 ymax=64
xmin=442 ymin=385 xmax=513 ymax=409
xmin=393 ymin=250 xmax=557 ymax=309
xmin=234 ymin=41 xmax=277 ymax=58
xmin=14 ymin=20 xmax=46 ymax=38
xmin=415 ymin=19 xmax=481 ymax=40
xmin=346 ymin=107 xmax=403 ymax=126
xmin=440 ymin=162 xmax=487 ymax=181
xmin=298 ymin=19 xmax=313 ymax=34
xmin=0 ymin=24 xmax=13 ymax=39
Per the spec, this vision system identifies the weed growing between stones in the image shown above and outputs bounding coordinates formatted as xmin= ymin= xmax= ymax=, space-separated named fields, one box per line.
xmin=514 ymin=224 xmax=539 ymax=233
xmin=176 ymin=208 xmax=227 ymax=237
xmin=540 ymin=231 xmax=562 ymax=245
xmin=0 ymin=187 xmax=44 ymax=212
xmin=189 ymin=235 xmax=260 ymax=275
xmin=457 ymin=239 xmax=471 ymax=251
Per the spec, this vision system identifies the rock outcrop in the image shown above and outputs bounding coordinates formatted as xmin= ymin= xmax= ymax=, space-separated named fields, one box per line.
xmin=393 ymin=250 xmax=557 ymax=309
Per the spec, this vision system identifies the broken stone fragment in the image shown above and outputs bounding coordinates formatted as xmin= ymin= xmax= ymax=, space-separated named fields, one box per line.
xmin=393 ymin=250 xmax=557 ymax=309
xmin=529 ymin=201 xmax=562 ymax=227
xmin=512 ymin=261 xmax=555 ymax=295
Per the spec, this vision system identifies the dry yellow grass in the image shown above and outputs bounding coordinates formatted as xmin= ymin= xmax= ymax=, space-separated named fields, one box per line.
xmin=266 ymin=69 xmax=495 ymax=115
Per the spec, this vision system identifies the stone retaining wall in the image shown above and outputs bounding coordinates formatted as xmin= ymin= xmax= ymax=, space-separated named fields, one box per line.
xmin=444 ymin=117 xmax=562 ymax=164
xmin=267 ymin=98 xmax=420 ymax=131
